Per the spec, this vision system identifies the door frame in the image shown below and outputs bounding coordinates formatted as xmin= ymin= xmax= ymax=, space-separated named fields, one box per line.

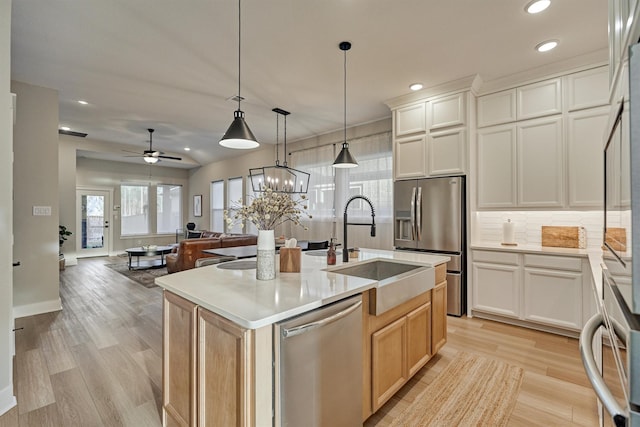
xmin=76 ymin=186 xmax=113 ymax=258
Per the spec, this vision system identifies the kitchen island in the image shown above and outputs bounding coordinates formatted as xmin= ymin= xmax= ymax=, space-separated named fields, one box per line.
xmin=156 ymin=248 xmax=449 ymax=427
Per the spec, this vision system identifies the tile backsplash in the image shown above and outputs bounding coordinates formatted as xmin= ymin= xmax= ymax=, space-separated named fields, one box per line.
xmin=473 ymin=211 xmax=604 ymax=249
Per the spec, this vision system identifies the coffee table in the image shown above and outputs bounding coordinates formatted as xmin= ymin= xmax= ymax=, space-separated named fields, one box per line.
xmin=125 ymin=245 xmax=174 ymax=270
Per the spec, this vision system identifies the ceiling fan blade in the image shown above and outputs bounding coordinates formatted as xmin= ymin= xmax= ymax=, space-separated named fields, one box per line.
xmin=158 ymin=155 xmax=182 ymax=161
xmin=122 ymin=149 xmax=141 ymax=154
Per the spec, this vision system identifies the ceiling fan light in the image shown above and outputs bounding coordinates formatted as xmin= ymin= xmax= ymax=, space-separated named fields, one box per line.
xmin=333 ymin=143 xmax=358 ymax=168
xmin=144 ymin=156 xmax=159 ymax=164
xmin=219 ymin=110 xmax=260 ymax=149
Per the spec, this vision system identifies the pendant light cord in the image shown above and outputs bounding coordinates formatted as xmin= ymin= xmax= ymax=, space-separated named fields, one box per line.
xmin=275 ymin=113 xmax=280 ymax=165
xmin=237 ymin=0 xmax=242 ymax=111
xmin=343 ymin=47 xmax=347 ymax=145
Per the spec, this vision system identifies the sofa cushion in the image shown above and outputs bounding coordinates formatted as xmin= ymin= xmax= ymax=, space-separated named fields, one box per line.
xmin=166 ymin=233 xmax=257 ymax=273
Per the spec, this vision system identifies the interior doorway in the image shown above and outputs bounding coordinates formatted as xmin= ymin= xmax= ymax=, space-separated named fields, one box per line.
xmin=76 ymin=188 xmax=111 ymax=258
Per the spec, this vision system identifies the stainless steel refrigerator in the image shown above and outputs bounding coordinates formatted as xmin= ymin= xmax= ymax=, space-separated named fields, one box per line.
xmin=394 ymin=176 xmax=466 ymax=316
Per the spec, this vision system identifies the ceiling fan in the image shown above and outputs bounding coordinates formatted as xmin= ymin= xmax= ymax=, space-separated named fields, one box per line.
xmin=124 ymin=128 xmax=182 ymax=164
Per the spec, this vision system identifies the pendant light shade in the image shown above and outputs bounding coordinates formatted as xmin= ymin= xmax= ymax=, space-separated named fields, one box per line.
xmin=220 ymin=110 xmax=259 ymax=149
xmin=219 ymin=0 xmax=259 ymax=149
xmin=333 ymin=41 xmax=358 ymax=169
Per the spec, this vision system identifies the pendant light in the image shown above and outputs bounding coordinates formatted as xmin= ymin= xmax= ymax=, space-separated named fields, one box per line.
xmin=333 ymin=41 xmax=358 ymax=168
xmin=249 ymin=108 xmax=310 ymax=194
xmin=219 ymin=0 xmax=259 ymax=149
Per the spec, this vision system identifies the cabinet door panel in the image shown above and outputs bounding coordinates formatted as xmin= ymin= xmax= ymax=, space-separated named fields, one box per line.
xmin=517 ymin=116 xmax=564 ymax=207
xmin=428 ymin=128 xmax=466 ymax=175
xmin=517 ymin=78 xmax=562 ymax=120
xmin=472 ymin=262 xmax=520 ymax=318
xmin=431 ymin=281 xmax=447 ymax=354
xmin=566 ymin=67 xmax=609 ymax=111
xmin=198 ymin=308 xmax=250 ymax=427
xmin=477 ymin=124 xmax=517 ymax=208
xmin=372 ymin=317 xmax=407 ymax=412
xmin=395 ymin=135 xmax=427 ymax=179
xmin=477 ymin=89 xmax=517 ymax=127
xmin=396 ymin=103 xmax=426 ymax=136
xmin=406 ymin=302 xmax=432 ymax=376
xmin=429 ymin=93 xmax=465 ymax=130
xmin=567 ymin=107 xmax=609 ymax=207
xmin=163 ymin=291 xmax=197 ymax=427
xmin=523 ymin=268 xmax=583 ymax=330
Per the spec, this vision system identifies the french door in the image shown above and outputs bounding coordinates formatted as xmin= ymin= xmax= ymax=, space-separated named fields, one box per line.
xmin=76 ymin=189 xmax=111 ymax=258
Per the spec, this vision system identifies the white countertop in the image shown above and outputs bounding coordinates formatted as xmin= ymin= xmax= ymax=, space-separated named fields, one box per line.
xmin=155 ymin=248 xmax=449 ymax=329
xmin=471 ymin=241 xmax=593 ymax=257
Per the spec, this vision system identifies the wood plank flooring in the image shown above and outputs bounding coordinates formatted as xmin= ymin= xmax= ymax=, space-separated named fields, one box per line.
xmin=0 ymin=257 xmax=602 ymax=426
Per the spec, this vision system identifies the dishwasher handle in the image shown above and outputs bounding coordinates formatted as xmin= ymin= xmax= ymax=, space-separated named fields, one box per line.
xmin=579 ymin=312 xmax=627 ymax=427
xmin=281 ymin=300 xmax=362 ymax=339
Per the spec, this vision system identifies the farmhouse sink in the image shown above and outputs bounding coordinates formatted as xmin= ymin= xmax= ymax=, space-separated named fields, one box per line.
xmin=327 ymin=259 xmax=435 ymax=315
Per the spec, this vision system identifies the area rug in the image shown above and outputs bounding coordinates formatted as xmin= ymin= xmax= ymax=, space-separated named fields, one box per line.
xmin=105 ymin=263 xmax=168 ymax=288
xmin=389 ymin=352 xmax=524 ymax=427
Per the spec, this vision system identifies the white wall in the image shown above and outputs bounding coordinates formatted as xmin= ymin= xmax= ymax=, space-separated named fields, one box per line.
xmin=0 ymin=0 xmax=15 ymax=416
xmin=11 ymin=81 xmax=61 ymax=319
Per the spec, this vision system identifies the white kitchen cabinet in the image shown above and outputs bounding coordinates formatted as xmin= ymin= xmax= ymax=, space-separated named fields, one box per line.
xmin=428 ymin=128 xmax=466 ymax=176
xmin=567 ymin=106 xmax=610 ymax=207
xmin=395 ymin=103 xmax=426 ymax=137
xmin=471 ymin=251 xmax=520 ymax=318
xmin=523 ymin=255 xmax=583 ymax=330
xmin=517 ymin=116 xmax=564 ymax=207
xmin=394 ymin=134 xmax=427 ymax=179
xmin=517 ymin=78 xmax=562 ymax=120
xmin=428 ymin=93 xmax=465 ymax=130
xmin=566 ymin=66 xmax=610 ymax=112
xmin=476 ymin=124 xmax=517 ymax=208
xmin=471 ymin=249 xmax=592 ymax=334
xmin=477 ymin=89 xmax=517 ymax=128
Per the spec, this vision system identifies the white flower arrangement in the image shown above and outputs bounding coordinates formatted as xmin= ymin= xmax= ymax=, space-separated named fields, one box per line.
xmin=224 ymin=188 xmax=312 ymax=231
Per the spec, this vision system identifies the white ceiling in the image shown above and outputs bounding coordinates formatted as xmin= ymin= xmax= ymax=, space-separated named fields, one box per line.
xmin=11 ymin=0 xmax=608 ymax=168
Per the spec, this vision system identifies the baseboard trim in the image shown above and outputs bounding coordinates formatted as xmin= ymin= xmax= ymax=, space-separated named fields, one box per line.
xmin=64 ymin=256 xmax=78 ymax=266
xmin=13 ymin=298 xmax=62 ymax=319
xmin=0 ymin=384 xmax=16 ymax=416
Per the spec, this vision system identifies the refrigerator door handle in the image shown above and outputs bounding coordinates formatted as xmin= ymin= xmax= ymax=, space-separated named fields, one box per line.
xmin=416 ymin=187 xmax=422 ymax=241
xmin=410 ymin=187 xmax=417 ymax=240
xmin=579 ymin=313 xmax=627 ymax=427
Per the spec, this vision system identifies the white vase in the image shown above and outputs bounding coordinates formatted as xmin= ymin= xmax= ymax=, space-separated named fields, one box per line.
xmin=256 ymin=229 xmax=276 ymax=280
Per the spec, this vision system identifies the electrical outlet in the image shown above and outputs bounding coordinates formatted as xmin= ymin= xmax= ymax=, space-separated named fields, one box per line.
xmin=33 ymin=206 xmax=51 ymax=216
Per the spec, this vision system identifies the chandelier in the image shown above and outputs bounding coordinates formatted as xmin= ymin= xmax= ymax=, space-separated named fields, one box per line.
xmin=249 ymin=108 xmax=310 ymax=194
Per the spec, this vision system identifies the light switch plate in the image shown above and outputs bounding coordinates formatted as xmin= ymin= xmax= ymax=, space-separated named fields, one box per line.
xmin=33 ymin=206 xmax=51 ymax=216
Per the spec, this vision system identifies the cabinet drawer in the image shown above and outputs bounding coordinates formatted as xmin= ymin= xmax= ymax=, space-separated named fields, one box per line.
xmin=472 ymin=250 xmax=519 ymax=265
xmin=523 ymin=254 xmax=582 ymax=271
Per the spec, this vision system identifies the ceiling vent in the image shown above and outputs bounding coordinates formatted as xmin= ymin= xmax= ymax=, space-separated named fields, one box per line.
xmin=58 ymin=129 xmax=88 ymax=137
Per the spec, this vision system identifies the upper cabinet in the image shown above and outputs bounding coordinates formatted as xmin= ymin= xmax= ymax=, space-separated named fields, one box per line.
xmin=477 ymin=90 xmax=516 ymax=127
xmin=396 ymin=103 xmax=426 ymax=137
xmin=391 ymin=91 xmax=470 ymax=180
xmin=517 ymin=78 xmax=563 ymax=120
xmin=476 ymin=65 xmax=611 ymax=209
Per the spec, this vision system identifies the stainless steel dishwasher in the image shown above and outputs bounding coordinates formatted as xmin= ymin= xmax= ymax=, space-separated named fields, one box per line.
xmin=274 ymin=294 xmax=363 ymax=427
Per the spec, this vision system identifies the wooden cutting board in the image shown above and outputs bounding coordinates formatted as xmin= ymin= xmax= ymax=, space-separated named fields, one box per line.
xmin=605 ymin=227 xmax=627 ymax=251
xmin=541 ymin=226 xmax=583 ymax=249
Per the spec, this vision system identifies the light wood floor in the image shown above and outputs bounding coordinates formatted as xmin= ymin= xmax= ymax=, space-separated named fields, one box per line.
xmin=0 ymin=257 xmax=601 ymax=426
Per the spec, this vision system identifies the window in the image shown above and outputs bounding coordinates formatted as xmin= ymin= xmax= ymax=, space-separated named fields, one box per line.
xmin=157 ymin=184 xmax=182 ymax=234
xmin=121 ymin=184 xmax=149 ymax=235
xmin=289 ymin=132 xmax=392 ymax=246
xmin=210 ymin=180 xmax=224 ymax=232
xmin=227 ymin=177 xmax=243 ymax=234
xmin=245 ymin=176 xmax=259 ymax=235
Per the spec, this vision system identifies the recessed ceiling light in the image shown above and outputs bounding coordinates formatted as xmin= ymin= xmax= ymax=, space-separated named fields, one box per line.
xmin=536 ymin=40 xmax=558 ymax=52
xmin=77 ymin=100 xmax=89 ymax=105
xmin=184 ymin=147 xmax=191 ymax=151
xmin=60 ymin=126 xmax=71 ymax=131
xmin=410 ymin=83 xmax=423 ymax=91
xmin=525 ymin=0 xmax=550 ymax=14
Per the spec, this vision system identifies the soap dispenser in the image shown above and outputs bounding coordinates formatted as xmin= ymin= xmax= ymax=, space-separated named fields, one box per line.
xmin=327 ymin=238 xmax=337 ymax=265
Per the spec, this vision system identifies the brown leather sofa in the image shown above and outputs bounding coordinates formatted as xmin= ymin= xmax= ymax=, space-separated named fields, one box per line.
xmin=165 ymin=232 xmax=257 ymax=273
